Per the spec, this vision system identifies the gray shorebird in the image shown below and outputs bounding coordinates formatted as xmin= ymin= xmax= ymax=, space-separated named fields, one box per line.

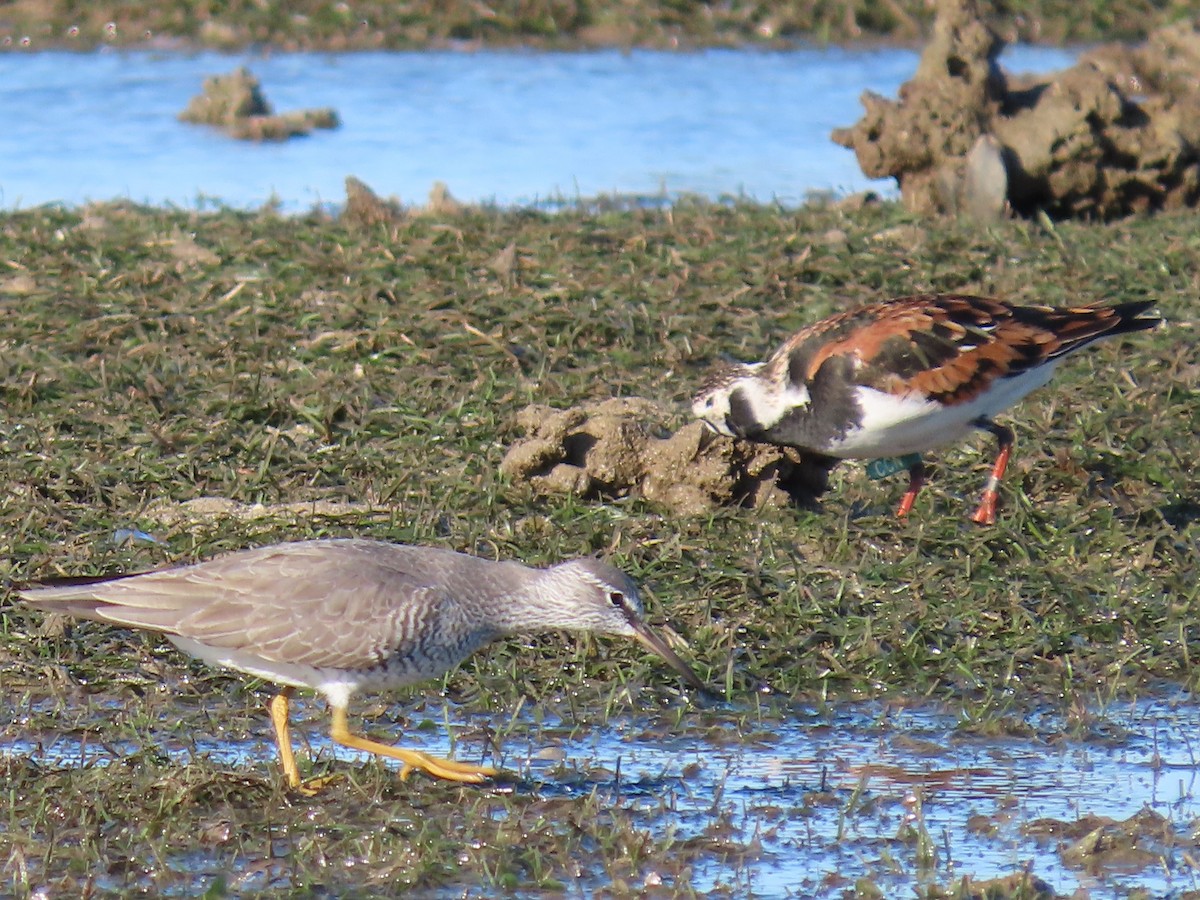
xmin=18 ymin=539 xmax=707 ymax=789
xmin=692 ymin=294 xmax=1159 ymax=524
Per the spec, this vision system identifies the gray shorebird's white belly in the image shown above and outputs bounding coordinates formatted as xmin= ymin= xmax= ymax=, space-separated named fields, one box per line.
xmin=168 ymin=635 xmax=446 ymax=710
xmin=826 ymin=364 xmax=1059 ymax=458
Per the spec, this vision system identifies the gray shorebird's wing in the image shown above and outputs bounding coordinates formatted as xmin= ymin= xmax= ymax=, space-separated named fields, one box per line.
xmin=18 ymin=540 xmax=469 ymax=671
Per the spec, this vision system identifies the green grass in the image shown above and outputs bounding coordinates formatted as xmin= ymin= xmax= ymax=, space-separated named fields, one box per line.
xmin=2 ymin=198 xmax=1196 ymax=699
xmin=0 ymin=0 xmax=1188 ymax=49
xmin=0 ymin=197 xmax=1196 ymax=895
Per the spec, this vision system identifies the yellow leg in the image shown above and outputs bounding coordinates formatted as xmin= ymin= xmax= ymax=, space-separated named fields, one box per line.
xmin=268 ymin=688 xmax=300 ymax=788
xmin=329 ymin=705 xmax=497 ymax=784
xmin=270 ymin=688 xmax=344 ymax=795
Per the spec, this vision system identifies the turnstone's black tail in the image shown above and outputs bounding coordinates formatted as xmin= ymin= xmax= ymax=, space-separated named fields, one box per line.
xmin=1026 ymin=300 xmax=1160 ymax=360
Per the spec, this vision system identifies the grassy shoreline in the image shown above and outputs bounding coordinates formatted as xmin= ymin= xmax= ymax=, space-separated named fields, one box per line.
xmin=0 ymin=0 xmax=1189 ymax=51
xmin=1 ymin=197 xmax=1195 ymax=705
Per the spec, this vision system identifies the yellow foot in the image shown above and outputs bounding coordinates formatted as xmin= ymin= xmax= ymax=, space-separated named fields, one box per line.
xmin=329 ymin=704 xmax=497 ymax=784
xmin=294 ymin=773 xmax=345 ymax=796
xmin=395 ymin=750 xmax=499 ymax=783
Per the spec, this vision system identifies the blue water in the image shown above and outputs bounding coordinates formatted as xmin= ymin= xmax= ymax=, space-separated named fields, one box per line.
xmin=0 ymin=46 xmax=1077 ymax=211
xmin=7 ymin=693 xmax=1199 ymax=896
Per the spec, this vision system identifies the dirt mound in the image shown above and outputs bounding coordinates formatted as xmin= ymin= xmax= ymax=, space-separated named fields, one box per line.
xmin=341 ymin=176 xmax=404 ymax=227
xmin=499 ymin=398 xmax=832 ymax=515
xmin=832 ymin=0 xmax=1200 ymax=219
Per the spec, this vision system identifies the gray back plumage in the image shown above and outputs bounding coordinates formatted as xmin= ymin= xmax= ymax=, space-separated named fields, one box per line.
xmin=18 ymin=540 xmax=573 ymax=672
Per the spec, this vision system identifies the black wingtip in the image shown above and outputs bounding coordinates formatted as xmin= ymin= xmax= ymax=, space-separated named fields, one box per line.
xmin=15 ymin=570 xmax=144 ymax=592
xmin=1112 ymin=299 xmax=1163 ymax=331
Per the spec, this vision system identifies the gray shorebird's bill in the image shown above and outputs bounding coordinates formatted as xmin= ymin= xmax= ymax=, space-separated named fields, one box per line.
xmin=628 ymin=618 xmax=710 ymax=694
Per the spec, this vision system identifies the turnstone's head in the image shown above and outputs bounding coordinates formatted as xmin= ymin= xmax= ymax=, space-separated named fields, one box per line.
xmin=691 ymin=361 xmax=773 ymax=437
xmin=692 ymin=385 xmax=735 ymax=436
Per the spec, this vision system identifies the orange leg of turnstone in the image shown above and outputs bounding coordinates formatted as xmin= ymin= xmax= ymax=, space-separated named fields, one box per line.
xmin=895 ymin=460 xmax=926 ymax=518
xmin=970 ymin=420 xmax=1015 ymax=525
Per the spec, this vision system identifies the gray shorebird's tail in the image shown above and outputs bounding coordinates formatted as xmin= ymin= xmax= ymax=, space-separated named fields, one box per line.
xmin=18 ymin=577 xmax=115 ymax=611
xmin=17 ymin=573 xmax=187 ymax=632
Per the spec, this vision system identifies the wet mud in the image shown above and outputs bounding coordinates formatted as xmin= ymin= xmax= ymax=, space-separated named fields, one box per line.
xmin=8 ymin=696 xmax=1200 ymax=896
xmin=1027 ymin=807 xmax=1199 ymax=878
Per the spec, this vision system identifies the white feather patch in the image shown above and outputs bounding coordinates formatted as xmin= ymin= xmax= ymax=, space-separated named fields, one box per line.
xmin=740 ymin=379 xmax=811 ymax=430
xmin=169 ymin=635 xmax=364 ymax=709
xmin=826 ymin=364 xmax=1059 ymax=458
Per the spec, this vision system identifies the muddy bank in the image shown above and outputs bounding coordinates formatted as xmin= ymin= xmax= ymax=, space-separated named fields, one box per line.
xmin=500 ymin=398 xmax=831 ymax=514
xmin=833 ymin=0 xmax=1200 ymax=219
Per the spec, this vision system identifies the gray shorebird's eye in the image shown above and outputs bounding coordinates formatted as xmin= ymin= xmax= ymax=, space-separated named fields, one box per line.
xmin=608 ymin=591 xmax=625 ymax=608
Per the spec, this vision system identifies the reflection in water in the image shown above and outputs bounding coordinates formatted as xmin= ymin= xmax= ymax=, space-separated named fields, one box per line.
xmin=6 ymin=693 xmax=1199 ymax=896
xmin=0 ymin=46 xmax=1076 ymax=210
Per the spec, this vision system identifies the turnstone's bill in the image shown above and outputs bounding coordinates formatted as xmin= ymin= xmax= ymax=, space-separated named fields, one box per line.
xmin=692 ymin=294 xmax=1160 ymax=524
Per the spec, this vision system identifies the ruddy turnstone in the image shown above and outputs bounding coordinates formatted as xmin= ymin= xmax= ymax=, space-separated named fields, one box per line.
xmin=691 ymin=294 xmax=1159 ymax=524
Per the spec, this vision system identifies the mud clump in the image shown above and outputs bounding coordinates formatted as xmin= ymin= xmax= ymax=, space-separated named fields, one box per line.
xmin=499 ymin=398 xmax=832 ymax=515
xmin=341 ymin=176 xmax=404 ymax=228
xmin=340 ymin=178 xmax=468 ymax=227
xmin=179 ymin=67 xmax=339 ymax=141
xmin=925 ymin=873 xmax=1059 ymax=899
xmin=1024 ymin=808 xmax=1192 ymax=876
xmin=832 ymin=0 xmax=1200 ymax=219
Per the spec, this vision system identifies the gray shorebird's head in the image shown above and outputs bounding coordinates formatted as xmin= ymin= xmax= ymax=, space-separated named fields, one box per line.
xmin=540 ymin=558 xmax=708 ymax=693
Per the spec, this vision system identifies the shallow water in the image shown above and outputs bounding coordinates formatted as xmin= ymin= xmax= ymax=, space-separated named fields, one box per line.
xmin=0 ymin=46 xmax=1078 ymax=210
xmin=8 ymin=692 xmax=1200 ymax=896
